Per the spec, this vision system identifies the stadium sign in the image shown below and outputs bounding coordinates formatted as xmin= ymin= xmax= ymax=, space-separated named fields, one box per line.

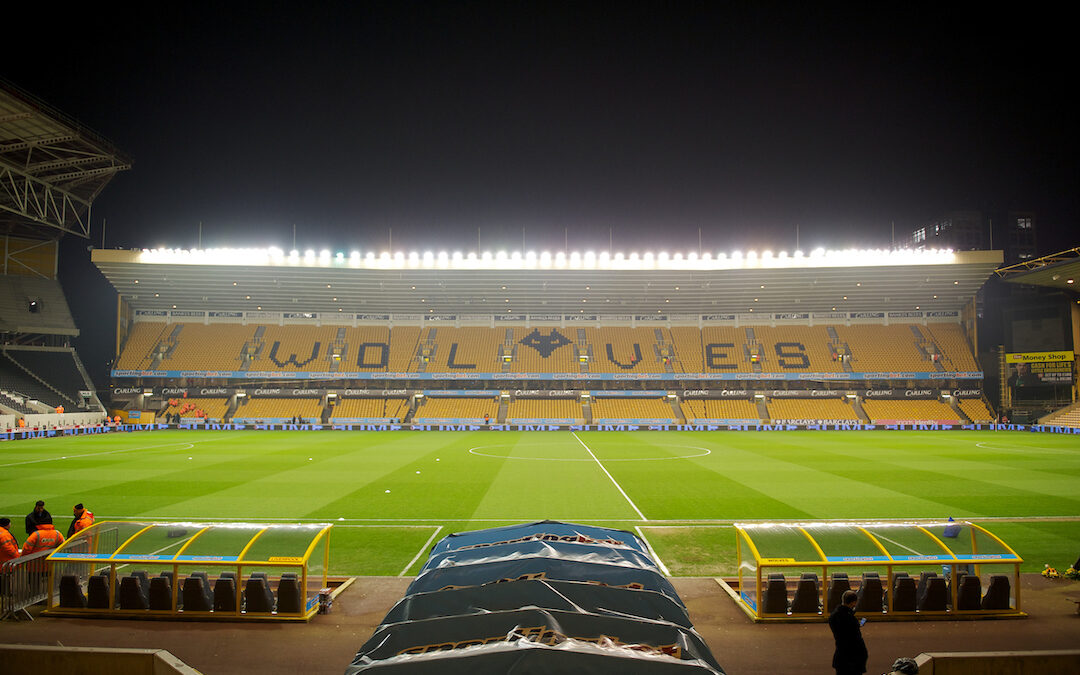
xmin=493 ymin=314 xmax=524 ymax=322
xmin=529 ymin=314 xmax=562 ymax=322
xmin=113 ymin=387 xmax=143 ymax=395
xmin=850 ymin=312 xmax=885 ymax=319
xmin=862 ymin=388 xmax=937 ymax=399
xmin=926 ymin=310 xmax=960 ymax=317
xmin=765 ymin=389 xmax=842 ymax=398
xmin=888 ymin=311 xmax=924 ymax=318
xmin=356 ymin=314 xmax=391 ymax=321
xmin=209 ymin=311 xmax=243 ymax=318
xmin=512 ymin=390 xmax=576 ymax=397
xmin=634 ymin=314 xmax=667 ymax=321
xmin=589 ymin=390 xmax=667 ymax=397
xmin=564 ymin=314 xmax=598 ymax=321
xmin=950 ymin=388 xmax=982 ymax=397
xmin=774 ymin=312 xmax=809 ymax=320
xmin=701 ymin=314 xmax=737 ymax=321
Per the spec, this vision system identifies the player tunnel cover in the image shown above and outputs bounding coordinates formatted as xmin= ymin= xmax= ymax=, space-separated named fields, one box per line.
xmin=345 ymin=521 xmax=724 ymax=674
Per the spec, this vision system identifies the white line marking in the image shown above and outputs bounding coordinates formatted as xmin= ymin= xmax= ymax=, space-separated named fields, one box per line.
xmin=635 ymin=525 xmax=672 ymax=577
xmin=572 ymin=432 xmax=646 ymax=520
xmin=870 ymin=532 xmax=923 ymax=556
xmin=399 ymin=526 xmax=443 ymax=577
xmin=0 ymin=435 xmax=236 ymax=469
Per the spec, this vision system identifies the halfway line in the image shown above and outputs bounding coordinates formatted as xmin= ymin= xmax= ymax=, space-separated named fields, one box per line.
xmin=571 ymin=432 xmax=646 ymax=521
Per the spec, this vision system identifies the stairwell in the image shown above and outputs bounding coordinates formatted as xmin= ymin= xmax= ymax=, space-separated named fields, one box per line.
xmin=582 ymin=398 xmax=594 ymax=424
xmin=948 ymin=396 xmax=971 ymax=423
xmin=496 ymin=398 xmax=508 ymax=424
xmin=576 ymin=329 xmax=591 ymax=373
xmin=754 ymin=396 xmax=769 ymax=421
xmin=851 ymin=396 xmax=871 ymax=423
xmin=668 ymin=396 xmax=684 ymax=423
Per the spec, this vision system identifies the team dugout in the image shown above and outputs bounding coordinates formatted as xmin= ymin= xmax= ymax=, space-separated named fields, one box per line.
xmin=44 ymin=521 xmax=332 ymax=621
xmin=729 ymin=520 xmax=1023 ymax=622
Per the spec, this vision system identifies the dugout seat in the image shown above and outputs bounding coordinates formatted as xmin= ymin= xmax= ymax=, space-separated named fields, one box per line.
xmin=891 ymin=575 xmax=917 ymax=612
xmin=59 ymin=575 xmax=87 ymax=608
xmin=916 ymin=572 xmax=937 ymax=605
xmin=957 ymin=574 xmax=982 ymax=610
xmin=918 ymin=576 xmax=947 ymax=611
xmin=855 ymin=572 xmax=883 ymax=613
xmin=182 ymin=576 xmax=213 ymax=612
xmin=981 ymin=575 xmax=1011 ymax=610
xmin=87 ymin=574 xmax=111 ymax=609
xmin=131 ymin=570 xmax=150 ymax=602
xmin=245 ymin=576 xmax=275 ymax=613
xmin=276 ymin=576 xmax=303 ymax=614
xmin=826 ymin=572 xmax=850 ymax=611
xmin=214 ymin=577 xmax=237 ymax=612
xmin=763 ymin=575 xmax=788 ymax=614
xmin=119 ymin=576 xmax=149 ymax=610
xmin=790 ymin=573 xmax=820 ymax=614
xmin=149 ymin=576 xmax=174 ymax=610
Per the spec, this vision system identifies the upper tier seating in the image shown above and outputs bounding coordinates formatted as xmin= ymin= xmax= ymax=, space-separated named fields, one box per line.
xmin=114 ymin=322 xmax=980 ymax=376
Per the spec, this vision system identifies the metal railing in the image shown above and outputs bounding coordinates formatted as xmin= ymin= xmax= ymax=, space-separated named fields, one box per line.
xmin=1 ymin=549 xmax=53 ymax=620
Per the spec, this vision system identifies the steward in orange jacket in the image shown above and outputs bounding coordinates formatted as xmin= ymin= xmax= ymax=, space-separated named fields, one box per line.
xmin=68 ymin=503 xmax=95 ymax=537
xmin=22 ymin=519 xmax=65 ymax=555
xmin=0 ymin=518 xmax=19 ymax=563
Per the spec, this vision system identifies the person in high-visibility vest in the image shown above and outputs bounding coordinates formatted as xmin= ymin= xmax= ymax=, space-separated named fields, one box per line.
xmin=22 ymin=515 xmax=65 ymax=555
xmin=68 ymin=503 xmax=95 ymax=537
xmin=0 ymin=518 xmax=19 ymax=563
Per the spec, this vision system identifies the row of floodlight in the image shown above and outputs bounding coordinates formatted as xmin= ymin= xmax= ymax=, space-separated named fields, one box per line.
xmin=138 ymin=246 xmax=956 ymax=269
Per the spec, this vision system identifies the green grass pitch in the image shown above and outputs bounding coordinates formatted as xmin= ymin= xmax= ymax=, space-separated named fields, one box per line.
xmin=2 ymin=429 xmax=1077 ymax=576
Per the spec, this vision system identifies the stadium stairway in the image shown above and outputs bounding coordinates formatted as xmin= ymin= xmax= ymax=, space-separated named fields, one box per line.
xmin=851 ymin=397 xmax=871 ymax=423
xmin=948 ymin=397 xmax=972 ymax=423
xmin=754 ymin=397 xmax=769 ymax=420
xmin=668 ymin=396 xmax=684 ymax=422
xmin=496 ymin=398 xmax=508 ymax=423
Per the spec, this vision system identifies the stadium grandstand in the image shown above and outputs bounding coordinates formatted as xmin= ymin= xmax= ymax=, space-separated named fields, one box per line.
xmin=86 ymin=244 xmax=1045 ymax=429
xmin=0 ymin=79 xmax=128 ymax=430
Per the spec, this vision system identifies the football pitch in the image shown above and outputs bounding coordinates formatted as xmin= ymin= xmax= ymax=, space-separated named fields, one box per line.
xmin=2 ymin=429 xmax=1078 ymax=576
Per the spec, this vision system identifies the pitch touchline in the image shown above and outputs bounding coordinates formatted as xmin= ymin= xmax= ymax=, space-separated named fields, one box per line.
xmin=467 ymin=444 xmax=711 ymax=461
xmin=399 ymin=525 xmax=443 ymax=577
xmin=0 ymin=440 xmax=199 ymax=468
xmin=571 ymin=432 xmax=647 ymax=521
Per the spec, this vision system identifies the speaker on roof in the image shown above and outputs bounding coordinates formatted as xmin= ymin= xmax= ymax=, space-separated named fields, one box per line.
xmin=28 ymin=298 xmax=42 ymax=313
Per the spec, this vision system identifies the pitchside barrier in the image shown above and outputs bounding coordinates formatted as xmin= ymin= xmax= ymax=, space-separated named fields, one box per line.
xmin=1 ymin=526 xmax=118 ymax=620
xmin=3 ymin=422 xmax=1078 ymax=440
xmin=722 ymin=520 xmax=1025 ymax=623
xmin=43 ymin=521 xmax=333 ymax=622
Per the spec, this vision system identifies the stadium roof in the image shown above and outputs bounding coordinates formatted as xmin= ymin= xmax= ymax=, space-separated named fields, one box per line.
xmin=0 ymin=78 xmax=132 ymax=239
xmin=995 ymin=246 xmax=1080 ymax=292
xmin=93 ymin=246 xmax=1002 ymax=316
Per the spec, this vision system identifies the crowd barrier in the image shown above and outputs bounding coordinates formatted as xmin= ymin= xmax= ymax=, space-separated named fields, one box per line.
xmin=0 ymin=550 xmax=52 ymax=620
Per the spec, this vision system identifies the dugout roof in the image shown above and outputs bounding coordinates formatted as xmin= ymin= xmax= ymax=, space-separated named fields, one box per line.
xmin=92 ymin=247 xmax=1002 ymax=316
xmin=0 ymin=78 xmax=131 ymax=239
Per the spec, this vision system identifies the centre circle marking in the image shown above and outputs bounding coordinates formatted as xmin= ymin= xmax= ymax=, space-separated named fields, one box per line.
xmin=467 ymin=444 xmax=712 ymax=461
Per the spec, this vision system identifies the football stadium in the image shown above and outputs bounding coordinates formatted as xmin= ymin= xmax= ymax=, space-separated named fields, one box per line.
xmin=3 ymin=73 xmax=1080 ymax=675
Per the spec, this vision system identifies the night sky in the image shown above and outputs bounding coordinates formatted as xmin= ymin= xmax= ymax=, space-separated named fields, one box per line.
xmin=2 ymin=3 xmax=1076 ymax=384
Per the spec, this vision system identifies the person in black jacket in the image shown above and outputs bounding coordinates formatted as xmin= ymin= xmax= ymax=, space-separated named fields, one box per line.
xmin=25 ymin=500 xmax=51 ymax=537
xmin=828 ymin=589 xmax=868 ymax=675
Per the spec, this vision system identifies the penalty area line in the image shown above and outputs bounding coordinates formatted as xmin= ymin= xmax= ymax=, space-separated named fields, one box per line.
xmin=634 ymin=526 xmax=672 ymax=577
xmin=572 ymin=432 xmax=647 ymax=521
xmin=399 ymin=525 xmax=443 ymax=577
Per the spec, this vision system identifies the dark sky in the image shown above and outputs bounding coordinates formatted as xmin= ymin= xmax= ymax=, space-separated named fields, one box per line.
xmin=2 ymin=2 xmax=1077 ymax=383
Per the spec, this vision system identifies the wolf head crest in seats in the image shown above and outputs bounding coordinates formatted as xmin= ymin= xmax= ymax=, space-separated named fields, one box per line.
xmin=518 ymin=329 xmax=571 ymax=358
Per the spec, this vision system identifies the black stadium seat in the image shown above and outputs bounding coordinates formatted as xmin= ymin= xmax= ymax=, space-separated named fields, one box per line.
xmin=891 ymin=575 xmax=916 ymax=612
xmin=957 ymin=574 xmax=982 ymax=610
xmin=918 ymin=576 xmax=947 ymax=611
xmin=982 ymin=575 xmax=1011 ymax=610
xmin=214 ymin=577 xmax=237 ymax=612
xmin=245 ymin=576 xmax=274 ymax=613
xmin=855 ymin=572 xmax=883 ymax=613
xmin=826 ymin=572 xmax=850 ymax=611
xmin=276 ymin=576 xmax=303 ymax=614
xmin=182 ymin=576 xmax=213 ymax=612
xmin=149 ymin=576 xmax=174 ymax=610
xmin=87 ymin=574 xmax=111 ymax=609
xmin=790 ymin=573 xmax=819 ymax=614
xmin=119 ymin=576 xmax=149 ymax=610
xmin=763 ymin=575 xmax=788 ymax=614
xmin=59 ymin=575 xmax=87 ymax=608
